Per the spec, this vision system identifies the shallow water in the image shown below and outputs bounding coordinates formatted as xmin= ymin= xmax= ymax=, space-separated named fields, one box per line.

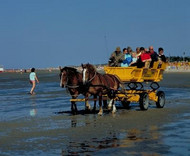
xmin=0 ymin=71 xmax=190 ymax=155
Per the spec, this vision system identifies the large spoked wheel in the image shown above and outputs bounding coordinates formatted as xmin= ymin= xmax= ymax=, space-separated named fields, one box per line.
xmin=139 ymin=93 xmax=149 ymax=110
xmin=156 ymin=91 xmax=165 ymax=108
xmin=121 ymin=101 xmax=131 ymax=109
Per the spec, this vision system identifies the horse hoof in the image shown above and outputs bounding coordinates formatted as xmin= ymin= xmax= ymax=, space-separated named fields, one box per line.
xmin=98 ymin=112 xmax=103 ymax=116
xmin=108 ymin=106 xmax=112 ymax=111
xmin=72 ymin=112 xmax=77 ymax=115
xmin=85 ymin=107 xmax=90 ymax=111
xmin=112 ymin=110 xmax=116 ymax=114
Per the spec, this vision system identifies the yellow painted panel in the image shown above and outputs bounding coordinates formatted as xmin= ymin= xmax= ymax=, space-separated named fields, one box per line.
xmin=104 ymin=62 xmax=166 ymax=82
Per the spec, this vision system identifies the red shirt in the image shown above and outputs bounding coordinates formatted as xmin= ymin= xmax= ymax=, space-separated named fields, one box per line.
xmin=140 ymin=53 xmax=151 ymax=61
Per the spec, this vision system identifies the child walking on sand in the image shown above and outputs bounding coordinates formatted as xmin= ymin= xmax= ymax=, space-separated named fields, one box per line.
xmin=29 ymin=68 xmax=39 ymax=95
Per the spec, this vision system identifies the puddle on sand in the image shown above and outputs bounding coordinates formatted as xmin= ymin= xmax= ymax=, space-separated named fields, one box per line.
xmin=61 ymin=125 xmax=170 ymax=156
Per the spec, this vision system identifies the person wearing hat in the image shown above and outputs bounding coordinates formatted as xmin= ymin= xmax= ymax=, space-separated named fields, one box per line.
xmin=108 ymin=46 xmax=124 ymax=67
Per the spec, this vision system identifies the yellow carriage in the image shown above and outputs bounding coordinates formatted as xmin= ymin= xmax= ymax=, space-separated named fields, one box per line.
xmin=69 ymin=61 xmax=166 ymax=112
xmin=104 ymin=62 xmax=166 ymax=110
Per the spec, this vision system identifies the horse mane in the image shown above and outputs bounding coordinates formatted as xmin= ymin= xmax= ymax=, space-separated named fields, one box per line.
xmin=61 ymin=67 xmax=78 ymax=74
xmin=86 ymin=64 xmax=97 ymax=73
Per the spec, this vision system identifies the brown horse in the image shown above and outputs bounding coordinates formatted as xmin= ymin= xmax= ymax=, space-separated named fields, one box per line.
xmin=59 ymin=67 xmax=96 ymax=114
xmin=81 ymin=63 xmax=123 ymax=115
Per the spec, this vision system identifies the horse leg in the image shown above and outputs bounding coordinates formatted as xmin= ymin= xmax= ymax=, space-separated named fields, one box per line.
xmin=71 ymin=101 xmax=74 ymax=114
xmin=112 ymin=99 xmax=117 ymax=114
xmin=85 ymin=93 xmax=91 ymax=112
xmin=111 ymin=90 xmax=117 ymax=114
xmin=98 ymin=94 xmax=103 ymax=115
xmin=108 ymin=99 xmax=113 ymax=110
xmin=92 ymin=95 xmax=97 ymax=112
xmin=74 ymin=102 xmax=78 ymax=114
xmin=71 ymin=96 xmax=78 ymax=115
xmin=103 ymin=96 xmax=107 ymax=109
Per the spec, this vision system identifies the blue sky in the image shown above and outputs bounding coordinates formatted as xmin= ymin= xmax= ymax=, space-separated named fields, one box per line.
xmin=0 ymin=0 xmax=190 ymax=69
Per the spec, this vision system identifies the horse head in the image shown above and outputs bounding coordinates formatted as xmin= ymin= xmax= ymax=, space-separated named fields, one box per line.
xmin=60 ymin=67 xmax=79 ymax=88
xmin=60 ymin=67 xmax=68 ymax=88
xmin=81 ymin=63 xmax=96 ymax=84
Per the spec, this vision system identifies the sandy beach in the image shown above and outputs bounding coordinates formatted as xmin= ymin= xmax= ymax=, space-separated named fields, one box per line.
xmin=0 ymin=72 xmax=190 ymax=155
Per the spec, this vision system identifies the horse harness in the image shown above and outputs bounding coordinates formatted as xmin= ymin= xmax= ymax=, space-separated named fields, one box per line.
xmin=85 ymin=71 xmax=118 ymax=93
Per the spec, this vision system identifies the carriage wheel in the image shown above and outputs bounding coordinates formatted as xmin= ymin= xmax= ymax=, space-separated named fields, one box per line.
xmin=121 ymin=101 xmax=131 ymax=109
xmin=156 ymin=91 xmax=165 ymax=108
xmin=139 ymin=93 xmax=149 ymax=110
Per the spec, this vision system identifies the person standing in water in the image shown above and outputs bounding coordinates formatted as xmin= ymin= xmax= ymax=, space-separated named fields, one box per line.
xmin=29 ymin=68 xmax=39 ymax=95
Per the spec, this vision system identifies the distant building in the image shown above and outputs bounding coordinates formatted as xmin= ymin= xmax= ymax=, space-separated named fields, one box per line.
xmin=0 ymin=65 xmax=4 ymax=72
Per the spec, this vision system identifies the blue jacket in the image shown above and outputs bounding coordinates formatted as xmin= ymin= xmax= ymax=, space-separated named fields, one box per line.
xmin=121 ymin=54 xmax=132 ymax=67
xmin=123 ymin=54 xmax=132 ymax=64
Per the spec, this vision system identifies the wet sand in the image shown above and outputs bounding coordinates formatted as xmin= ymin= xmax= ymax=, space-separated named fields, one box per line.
xmin=0 ymin=72 xmax=190 ymax=155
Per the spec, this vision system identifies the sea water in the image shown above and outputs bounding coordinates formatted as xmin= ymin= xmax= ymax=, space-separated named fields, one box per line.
xmin=0 ymin=71 xmax=190 ymax=155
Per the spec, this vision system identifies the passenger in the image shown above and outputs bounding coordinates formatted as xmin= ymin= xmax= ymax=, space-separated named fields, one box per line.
xmin=129 ymin=51 xmax=137 ymax=66
xmin=139 ymin=47 xmax=152 ymax=68
xmin=108 ymin=47 xmax=124 ymax=67
xmin=136 ymin=47 xmax=141 ymax=58
xmin=158 ymin=47 xmax=166 ymax=62
xmin=158 ymin=47 xmax=166 ymax=68
xmin=121 ymin=48 xmax=132 ymax=67
xmin=126 ymin=46 xmax=133 ymax=55
xmin=131 ymin=47 xmax=144 ymax=67
xmin=149 ymin=46 xmax=158 ymax=68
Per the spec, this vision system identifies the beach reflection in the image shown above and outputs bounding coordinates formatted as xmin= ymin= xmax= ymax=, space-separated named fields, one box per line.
xmin=62 ymin=125 xmax=164 ymax=155
xmin=71 ymin=117 xmax=77 ymax=128
xmin=29 ymin=96 xmax=37 ymax=117
xmin=70 ymin=114 xmax=97 ymax=128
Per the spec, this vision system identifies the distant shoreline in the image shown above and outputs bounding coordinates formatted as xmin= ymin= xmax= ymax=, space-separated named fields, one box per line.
xmin=2 ymin=67 xmax=190 ymax=73
xmin=165 ymin=69 xmax=190 ymax=73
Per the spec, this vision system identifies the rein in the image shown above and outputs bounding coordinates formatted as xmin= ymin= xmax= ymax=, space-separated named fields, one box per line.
xmin=65 ymin=74 xmax=80 ymax=89
xmin=86 ymin=73 xmax=118 ymax=91
xmin=66 ymin=84 xmax=80 ymax=88
xmin=87 ymin=71 xmax=97 ymax=83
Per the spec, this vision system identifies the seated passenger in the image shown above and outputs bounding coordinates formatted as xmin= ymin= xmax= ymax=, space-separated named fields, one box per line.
xmin=158 ymin=47 xmax=166 ymax=62
xmin=149 ymin=46 xmax=158 ymax=68
xmin=129 ymin=51 xmax=137 ymax=66
xmin=108 ymin=47 xmax=124 ymax=67
xmin=121 ymin=48 xmax=132 ymax=67
xmin=158 ymin=47 xmax=166 ymax=68
xmin=131 ymin=47 xmax=143 ymax=67
xmin=139 ymin=47 xmax=152 ymax=68
xmin=126 ymin=46 xmax=133 ymax=55
xmin=136 ymin=47 xmax=141 ymax=58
